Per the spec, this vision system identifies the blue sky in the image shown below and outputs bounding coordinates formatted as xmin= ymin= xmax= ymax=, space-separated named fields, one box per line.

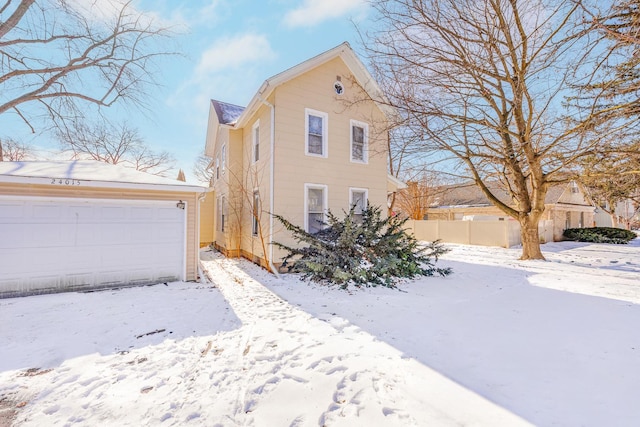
xmin=123 ymin=0 xmax=371 ymax=181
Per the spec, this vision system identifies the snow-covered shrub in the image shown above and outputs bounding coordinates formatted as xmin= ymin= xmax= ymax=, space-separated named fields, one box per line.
xmin=273 ymin=205 xmax=451 ymax=288
xmin=563 ymin=227 xmax=636 ymax=244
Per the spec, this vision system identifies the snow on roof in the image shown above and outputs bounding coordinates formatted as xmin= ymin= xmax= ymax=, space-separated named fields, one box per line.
xmin=211 ymin=100 xmax=245 ymax=125
xmin=0 ymin=160 xmax=207 ymax=192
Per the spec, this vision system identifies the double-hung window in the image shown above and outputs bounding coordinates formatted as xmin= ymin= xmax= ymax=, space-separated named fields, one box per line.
xmin=305 ymin=184 xmax=327 ymax=234
xmin=350 ymin=188 xmax=368 ymax=222
xmin=350 ymin=120 xmax=368 ymax=163
xmin=305 ymin=109 xmax=328 ymax=157
xmin=252 ymin=191 xmax=260 ymax=236
xmin=252 ymin=121 xmax=260 ymax=163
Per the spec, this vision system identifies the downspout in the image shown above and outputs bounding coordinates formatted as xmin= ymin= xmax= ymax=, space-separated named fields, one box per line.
xmin=196 ymin=190 xmax=208 ymax=282
xmin=258 ymin=96 xmax=280 ymax=278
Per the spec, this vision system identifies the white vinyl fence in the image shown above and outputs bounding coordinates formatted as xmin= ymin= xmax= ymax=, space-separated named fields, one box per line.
xmin=405 ymin=219 xmax=554 ymax=248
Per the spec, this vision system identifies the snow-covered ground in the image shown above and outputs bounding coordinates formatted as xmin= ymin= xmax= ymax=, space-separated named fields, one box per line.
xmin=1 ymin=240 xmax=640 ymax=426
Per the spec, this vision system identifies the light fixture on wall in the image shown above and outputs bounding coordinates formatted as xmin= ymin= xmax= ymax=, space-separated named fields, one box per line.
xmin=176 ymin=200 xmax=185 ymax=210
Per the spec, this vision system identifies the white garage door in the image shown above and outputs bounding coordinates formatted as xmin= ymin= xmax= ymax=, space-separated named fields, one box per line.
xmin=0 ymin=197 xmax=185 ymax=298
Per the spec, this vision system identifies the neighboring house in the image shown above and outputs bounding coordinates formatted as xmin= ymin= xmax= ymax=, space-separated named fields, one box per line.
xmin=425 ymin=181 xmax=595 ymax=241
xmin=203 ymin=42 xmax=398 ymax=268
xmin=594 ymin=198 xmax=640 ymax=229
xmin=0 ymin=160 xmax=207 ymax=298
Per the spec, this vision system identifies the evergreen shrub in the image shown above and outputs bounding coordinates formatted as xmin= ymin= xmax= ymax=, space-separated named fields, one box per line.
xmin=563 ymin=227 xmax=636 ymax=244
xmin=273 ymin=205 xmax=452 ymax=288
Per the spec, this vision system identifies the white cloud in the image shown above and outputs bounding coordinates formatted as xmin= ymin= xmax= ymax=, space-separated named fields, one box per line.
xmin=283 ymin=0 xmax=367 ymax=28
xmin=167 ymin=33 xmax=276 ymax=125
xmin=194 ymin=33 xmax=275 ymax=77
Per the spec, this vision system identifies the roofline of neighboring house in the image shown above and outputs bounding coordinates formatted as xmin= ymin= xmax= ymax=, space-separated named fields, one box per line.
xmin=0 ymin=175 xmax=209 ymax=193
xmin=387 ymin=174 xmax=408 ymax=191
xmin=234 ymin=42 xmax=396 ymax=128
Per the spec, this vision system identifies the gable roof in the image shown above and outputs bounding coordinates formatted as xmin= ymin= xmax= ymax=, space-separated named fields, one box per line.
xmin=233 ymin=42 xmax=394 ymax=128
xmin=431 ymin=181 xmax=589 ymax=208
xmin=210 ymin=100 xmax=245 ymax=125
xmin=0 ymin=160 xmax=207 ymax=192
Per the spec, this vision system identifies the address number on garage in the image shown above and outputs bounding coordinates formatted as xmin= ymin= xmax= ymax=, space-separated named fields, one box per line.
xmin=49 ymin=178 xmax=82 ymax=186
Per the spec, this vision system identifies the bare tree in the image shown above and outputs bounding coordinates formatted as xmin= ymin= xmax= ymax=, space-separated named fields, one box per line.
xmin=365 ymin=0 xmax=615 ymax=260
xmin=0 ymin=0 xmax=178 ymax=156
xmin=394 ymin=171 xmax=443 ymax=220
xmin=0 ymin=137 xmax=32 ymax=161
xmin=192 ymin=151 xmax=214 ymax=185
xmin=56 ymin=120 xmax=175 ymax=176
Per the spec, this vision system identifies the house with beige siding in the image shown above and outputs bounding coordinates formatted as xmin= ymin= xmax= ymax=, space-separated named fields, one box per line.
xmin=424 ymin=181 xmax=596 ymax=241
xmin=203 ymin=42 xmax=397 ymax=269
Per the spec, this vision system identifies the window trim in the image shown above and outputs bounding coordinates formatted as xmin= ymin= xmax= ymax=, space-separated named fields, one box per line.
xmin=221 ymin=195 xmax=226 ymax=232
xmin=252 ymin=190 xmax=260 ymax=236
xmin=349 ymin=187 xmax=368 ymax=213
xmin=304 ymin=108 xmax=328 ymax=158
xmin=350 ymin=119 xmax=369 ymax=163
xmin=304 ymin=183 xmax=328 ymax=233
xmin=221 ymin=143 xmax=226 ymax=173
xmin=252 ymin=120 xmax=260 ymax=163
xmin=215 ymin=157 xmax=219 ymax=179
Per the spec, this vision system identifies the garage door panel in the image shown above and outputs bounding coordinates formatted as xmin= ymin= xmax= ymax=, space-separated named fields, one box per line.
xmin=130 ymin=223 xmax=154 ymax=241
xmin=0 ymin=198 xmax=186 ymax=297
xmin=62 ymin=272 xmax=94 ymax=287
xmin=100 ymin=223 xmax=129 ymax=244
xmin=0 ymin=248 xmax=27 ymax=274
xmin=131 ymin=207 xmax=153 ymax=220
xmin=0 ymin=224 xmax=25 ymax=248
xmin=157 ymin=207 xmax=182 ymax=221
xmin=72 ymin=223 xmax=98 ymax=246
xmin=154 ymin=224 xmax=183 ymax=242
xmin=0 ymin=202 xmax=24 ymax=220
xmin=32 ymin=204 xmax=62 ymax=220
xmin=30 ymin=223 xmax=63 ymax=247
xmin=100 ymin=206 xmax=126 ymax=220
xmin=66 ymin=205 xmax=95 ymax=222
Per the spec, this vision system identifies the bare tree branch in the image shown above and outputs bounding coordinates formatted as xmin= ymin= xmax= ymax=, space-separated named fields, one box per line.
xmin=56 ymin=120 xmax=175 ymax=176
xmin=0 ymin=0 xmax=180 ymax=156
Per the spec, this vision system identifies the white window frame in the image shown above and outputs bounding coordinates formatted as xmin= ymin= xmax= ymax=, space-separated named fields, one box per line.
xmin=215 ymin=157 xmax=219 ymax=179
xmin=349 ymin=187 xmax=368 ymax=212
xmin=305 ymin=108 xmax=328 ymax=158
xmin=221 ymin=195 xmax=226 ymax=232
xmin=350 ymin=119 xmax=369 ymax=163
xmin=216 ymin=195 xmax=221 ymax=231
xmin=304 ymin=183 xmax=328 ymax=233
xmin=252 ymin=190 xmax=260 ymax=236
xmin=221 ymin=144 xmax=226 ymax=173
xmin=252 ymin=120 xmax=260 ymax=163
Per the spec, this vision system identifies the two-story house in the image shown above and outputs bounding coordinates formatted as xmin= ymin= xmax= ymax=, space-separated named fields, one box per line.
xmin=204 ymin=42 xmax=399 ymax=270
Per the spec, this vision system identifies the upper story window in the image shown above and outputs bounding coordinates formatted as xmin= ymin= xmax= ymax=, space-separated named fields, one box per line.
xmin=216 ymin=157 xmax=220 ymax=179
xmin=252 ymin=121 xmax=260 ymax=163
xmin=305 ymin=183 xmax=327 ymax=234
xmin=221 ymin=144 xmax=226 ymax=173
xmin=305 ymin=108 xmax=328 ymax=157
xmin=350 ymin=120 xmax=368 ymax=163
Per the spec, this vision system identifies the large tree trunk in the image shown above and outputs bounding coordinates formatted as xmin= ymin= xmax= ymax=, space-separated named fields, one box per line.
xmin=519 ymin=216 xmax=545 ymax=260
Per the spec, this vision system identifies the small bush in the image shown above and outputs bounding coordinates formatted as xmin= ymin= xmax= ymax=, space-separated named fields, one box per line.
xmin=563 ymin=227 xmax=636 ymax=244
xmin=273 ymin=205 xmax=452 ymax=288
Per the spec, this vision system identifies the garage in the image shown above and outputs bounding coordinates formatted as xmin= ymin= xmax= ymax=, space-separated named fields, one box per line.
xmin=0 ymin=160 xmax=207 ymax=298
